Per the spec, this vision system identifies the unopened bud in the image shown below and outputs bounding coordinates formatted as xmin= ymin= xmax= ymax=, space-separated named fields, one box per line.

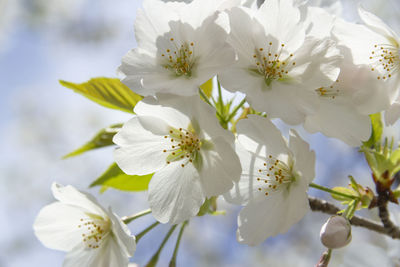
xmin=320 ymin=216 xmax=351 ymax=249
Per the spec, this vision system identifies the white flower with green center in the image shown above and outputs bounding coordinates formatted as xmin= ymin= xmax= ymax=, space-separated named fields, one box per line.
xmin=298 ymin=6 xmax=388 ymax=146
xmin=333 ymin=7 xmax=400 ymax=124
xmin=119 ymin=0 xmax=235 ymax=96
xmin=224 ymin=115 xmax=315 ymax=245
xmin=218 ymin=0 xmax=341 ymax=125
xmin=33 ymin=183 xmax=136 ymax=267
xmin=113 ymin=94 xmax=241 ymax=225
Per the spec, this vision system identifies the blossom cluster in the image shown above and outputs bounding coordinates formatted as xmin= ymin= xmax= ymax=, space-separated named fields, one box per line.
xmin=33 ymin=0 xmax=400 ymax=266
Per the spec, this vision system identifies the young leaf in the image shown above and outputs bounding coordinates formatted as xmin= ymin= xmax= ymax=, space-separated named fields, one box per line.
xmin=63 ymin=124 xmax=122 ymax=159
xmin=199 ymin=78 xmax=213 ymax=98
xmin=60 ymin=77 xmax=142 ymax=113
xmin=90 ymin=163 xmax=153 ymax=193
xmin=331 ymin=187 xmax=357 ymax=202
xmin=363 ymin=113 xmax=383 ymax=148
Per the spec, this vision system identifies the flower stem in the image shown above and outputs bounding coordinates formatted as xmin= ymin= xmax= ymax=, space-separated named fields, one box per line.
xmin=145 ymin=225 xmax=178 ymax=267
xmin=198 ymin=87 xmax=213 ymax=106
xmin=217 ymin=80 xmax=224 ymax=116
xmin=316 ymin=248 xmax=332 ymax=267
xmin=136 ymin=221 xmax=160 ymax=243
xmin=198 ymin=87 xmax=224 ymax=122
xmin=122 ymin=209 xmax=152 ymax=224
xmin=343 ymin=200 xmax=359 ymax=219
xmin=309 ymin=183 xmax=358 ymax=200
xmin=225 ymin=98 xmax=247 ymax=123
xmin=169 ymin=221 xmax=189 ymax=267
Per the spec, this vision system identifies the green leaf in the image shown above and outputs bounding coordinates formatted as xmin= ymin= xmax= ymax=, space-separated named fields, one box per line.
xmin=363 ymin=112 xmax=383 ymax=148
xmin=330 ymin=187 xmax=357 ymax=202
xmin=390 ymin=149 xmax=400 ymax=165
xmin=90 ymin=163 xmax=153 ymax=193
xmin=63 ymin=124 xmax=122 ymax=159
xmin=60 ymin=77 xmax=142 ymax=113
xmin=199 ymin=79 xmax=213 ymax=98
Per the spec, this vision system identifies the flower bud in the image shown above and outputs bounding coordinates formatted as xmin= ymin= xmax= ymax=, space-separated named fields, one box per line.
xmin=320 ymin=216 xmax=352 ymax=249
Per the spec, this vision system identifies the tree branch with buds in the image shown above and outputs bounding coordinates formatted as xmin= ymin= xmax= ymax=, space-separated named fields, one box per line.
xmin=309 ymin=196 xmax=400 ymax=239
xmin=377 ymin=193 xmax=400 ymax=238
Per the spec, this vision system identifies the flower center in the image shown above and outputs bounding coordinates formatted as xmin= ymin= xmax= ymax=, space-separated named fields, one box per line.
xmin=256 ymin=155 xmax=295 ymax=197
xmin=370 ymin=43 xmax=400 ymax=80
xmin=251 ymin=42 xmax=296 ymax=86
xmin=161 ymin=38 xmax=196 ymax=77
xmin=163 ymin=127 xmax=202 ymax=168
xmin=78 ymin=214 xmax=110 ymax=249
xmin=315 ymin=79 xmax=340 ymax=99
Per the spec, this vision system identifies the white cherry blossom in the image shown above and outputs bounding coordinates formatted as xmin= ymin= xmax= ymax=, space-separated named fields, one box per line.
xmin=292 ymin=5 xmax=390 ymax=146
xmin=33 ymin=183 xmax=136 ymax=267
xmin=224 ymin=115 xmax=315 ymax=245
xmin=333 ymin=6 xmax=400 ymax=124
xmin=218 ymin=0 xmax=341 ymax=125
xmin=119 ymin=0 xmax=235 ymax=96
xmin=113 ymin=94 xmax=241 ymax=225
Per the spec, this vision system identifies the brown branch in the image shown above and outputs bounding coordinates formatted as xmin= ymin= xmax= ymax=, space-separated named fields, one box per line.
xmin=377 ymin=193 xmax=400 ymax=238
xmin=309 ymin=196 xmax=400 ymax=239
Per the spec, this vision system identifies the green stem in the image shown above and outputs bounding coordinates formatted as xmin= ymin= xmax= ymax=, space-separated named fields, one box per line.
xmin=217 ymin=80 xmax=224 ymax=116
xmin=198 ymin=88 xmax=213 ymax=106
xmin=225 ymin=98 xmax=247 ymax=123
xmin=145 ymin=225 xmax=178 ymax=267
xmin=198 ymin=88 xmax=224 ymax=122
xmin=310 ymin=183 xmax=358 ymax=200
xmin=158 ymin=224 xmax=178 ymax=252
xmin=136 ymin=221 xmax=160 ymax=243
xmin=343 ymin=200 xmax=359 ymax=219
xmin=122 ymin=209 xmax=152 ymax=224
xmin=169 ymin=221 xmax=189 ymax=267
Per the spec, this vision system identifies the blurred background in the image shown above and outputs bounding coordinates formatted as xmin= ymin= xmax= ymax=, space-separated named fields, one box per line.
xmin=1 ymin=0 xmax=400 ymax=266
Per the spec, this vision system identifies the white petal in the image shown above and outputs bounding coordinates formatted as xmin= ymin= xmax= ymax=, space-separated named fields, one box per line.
xmin=33 ymin=202 xmax=87 ymax=251
xmin=247 ymin=83 xmax=317 ymax=125
xmin=188 ymin=15 xmax=235 ymax=80
xmin=108 ymin=208 xmax=136 ymax=257
xmin=194 ymin=98 xmax=235 ymax=140
xmin=257 ymin=0 xmax=304 ymax=51
xmin=236 ymin=115 xmax=288 ymax=156
xmin=305 ymin=7 xmax=335 ymax=39
xmin=113 ymin=116 xmax=167 ymax=175
xmin=134 ymin=0 xmax=181 ymax=48
xmin=288 ymin=130 xmax=315 ymax=183
xmin=358 ymin=6 xmax=399 ymax=40
xmin=134 ymin=95 xmax=191 ymax=129
xmin=63 ymin=237 xmax=129 ymax=267
xmin=292 ymin=37 xmax=341 ymax=89
xmin=137 ymin=94 xmax=230 ymax=140
xmin=385 ymin=101 xmax=400 ymax=125
xmin=333 ymin=18 xmax=388 ymax=66
xmin=281 ymin=177 xmax=310 ymax=230
xmin=237 ymin=194 xmax=285 ymax=246
xmin=199 ymin=137 xmax=241 ymax=197
xmin=51 ymin=183 xmax=106 ymax=216
xmin=339 ymin=61 xmax=392 ymax=115
xmin=226 ymin=7 xmax=265 ymax=60
xmin=304 ymin=99 xmax=371 ymax=147
xmin=224 ymin=142 xmax=268 ymax=205
xmin=148 ymin=161 xmax=204 ymax=224
xmin=237 ymin=179 xmax=309 ymax=245
xmin=119 ymin=48 xmax=166 ymax=96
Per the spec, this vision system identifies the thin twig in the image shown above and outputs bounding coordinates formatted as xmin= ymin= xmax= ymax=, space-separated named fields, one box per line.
xmin=377 ymin=193 xmax=400 ymax=238
xmin=308 ymin=196 xmax=400 ymax=239
xmin=315 ymin=249 xmax=332 ymax=267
